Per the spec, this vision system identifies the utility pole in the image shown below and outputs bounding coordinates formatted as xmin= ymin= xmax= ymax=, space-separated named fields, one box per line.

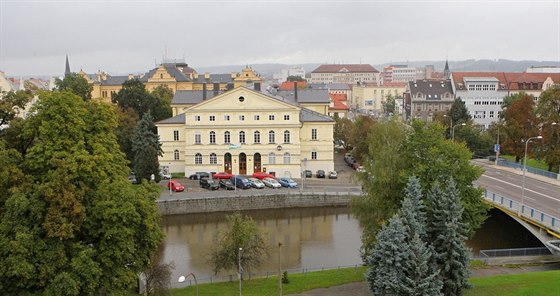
xmin=278 ymin=243 xmax=282 ymax=296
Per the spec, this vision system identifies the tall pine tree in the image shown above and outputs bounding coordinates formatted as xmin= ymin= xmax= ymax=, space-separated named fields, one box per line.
xmin=132 ymin=112 xmax=162 ymax=183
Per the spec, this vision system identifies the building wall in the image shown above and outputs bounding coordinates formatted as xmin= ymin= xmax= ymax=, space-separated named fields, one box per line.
xmin=352 ymin=85 xmax=406 ymax=114
xmin=310 ymin=72 xmax=377 ymax=84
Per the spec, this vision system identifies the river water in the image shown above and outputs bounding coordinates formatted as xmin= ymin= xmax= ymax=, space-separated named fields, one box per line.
xmin=160 ymin=207 xmax=543 ymax=287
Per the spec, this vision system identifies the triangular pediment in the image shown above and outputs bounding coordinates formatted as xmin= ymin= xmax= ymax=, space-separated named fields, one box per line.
xmin=186 ymin=87 xmax=300 ymax=112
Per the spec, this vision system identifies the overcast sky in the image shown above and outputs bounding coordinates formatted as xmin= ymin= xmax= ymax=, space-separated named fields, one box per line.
xmin=1 ymin=0 xmax=559 ymax=76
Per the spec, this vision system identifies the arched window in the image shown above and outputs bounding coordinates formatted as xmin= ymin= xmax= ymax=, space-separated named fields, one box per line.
xmin=174 ymin=150 xmax=179 ymax=160
xmin=209 ymin=131 xmax=216 ymax=144
xmin=283 ymin=152 xmax=290 ymax=164
xmin=269 ymin=130 xmax=275 ymax=143
xmin=254 ymin=131 xmax=260 ymax=143
xmin=239 ymin=131 xmax=246 ymax=144
xmin=209 ymin=153 xmax=217 ymax=164
xmin=268 ymin=152 xmax=276 ymax=164
xmin=224 ymin=131 xmax=230 ymax=144
xmin=283 ymin=130 xmax=290 ymax=143
xmin=195 ymin=153 xmax=202 ymax=164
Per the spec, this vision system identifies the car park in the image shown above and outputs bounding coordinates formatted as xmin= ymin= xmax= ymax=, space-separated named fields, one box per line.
xmin=159 ymin=172 xmax=172 ymax=180
xmin=279 ymin=177 xmax=298 ymax=188
xmin=328 ymin=171 xmax=338 ymax=179
xmin=189 ymin=172 xmax=210 ymax=180
xmin=219 ymin=179 xmax=235 ymax=190
xmin=231 ymin=176 xmax=252 ymax=189
xmin=199 ymin=178 xmax=219 ymax=191
xmin=213 ymin=172 xmax=234 ymax=179
xmin=304 ymin=170 xmax=312 ymax=178
xmin=167 ymin=180 xmax=185 ymax=192
xmin=252 ymin=172 xmax=275 ymax=180
xmin=262 ymin=177 xmax=281 ymax=188
xmin=247 ymin=177 xmax=265 ymax=189
xmin=316 ymin=170 xmax=326 ymax=178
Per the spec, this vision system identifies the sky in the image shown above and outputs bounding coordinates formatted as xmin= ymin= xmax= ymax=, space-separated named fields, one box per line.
xmin=1 ymin=0 xmax=559 ymax=76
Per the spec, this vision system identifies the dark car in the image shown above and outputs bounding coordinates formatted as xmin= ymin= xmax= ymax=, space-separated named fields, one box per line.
xmin=189 ymin=172 xmax=210 ymax=180
xmin=304 ymin=170 xmax=312 ymax=178
xmin=316 ymin=170 xmax=326 ymax=178
xmin=219 ymin=179 xmax=235 ymax=190
xmin=231 ymin=176 xmax=252 ymax=189
xmin=199 ymin=178 xmax=219 ymax=191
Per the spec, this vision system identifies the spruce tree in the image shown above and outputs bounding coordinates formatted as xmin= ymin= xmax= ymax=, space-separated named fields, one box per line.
xmin=132 ymin=112 xmax=162 ymax=183
xmin=400 ymin=176 xmax=427 ymax=240
xmin=426 ymin=179 xmax=472 ymax=296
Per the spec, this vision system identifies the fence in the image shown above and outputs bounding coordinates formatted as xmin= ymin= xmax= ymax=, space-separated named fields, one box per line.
xmin=479 ymin=247 xmax=551 ymax=259
xmin=497 ymin=159 xmax=559 ymax=180
xmin=483 ymin=190 xmax=560 ymax=235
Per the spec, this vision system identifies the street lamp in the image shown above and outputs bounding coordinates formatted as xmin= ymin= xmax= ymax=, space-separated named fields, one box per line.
xmin=238 ymin=247 xmax=243 ymax=296
xmin=520 ymin=135 xmax=543 ymax=215
xmin=452 ymin=123 xmax=466 ymax=142
xmin=169 ymin=163 xmax=172 ymax=196
xmin=278 ymin=242 xmax=283 ymax=296
xmin=178 ymin=273 xmax=198 ymax=296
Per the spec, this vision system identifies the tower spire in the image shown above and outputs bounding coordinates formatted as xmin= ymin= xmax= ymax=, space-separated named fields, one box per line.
xmin=444 ymin=58 xmax=450 ymax=80
xmin=65 ymin=54 xmax=71 ymax=76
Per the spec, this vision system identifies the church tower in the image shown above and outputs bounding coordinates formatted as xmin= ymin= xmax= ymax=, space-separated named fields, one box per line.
xmin=65 ymin=54 xmax=71 ymax=76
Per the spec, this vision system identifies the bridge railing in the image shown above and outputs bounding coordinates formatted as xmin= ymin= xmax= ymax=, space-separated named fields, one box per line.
xmin=479 ymin=247 xmax=551 ymax=259
xmin=483 ymin=190 xmax=560 ymax=235
xmin=497 ymin=159 xmax=559 ymax=180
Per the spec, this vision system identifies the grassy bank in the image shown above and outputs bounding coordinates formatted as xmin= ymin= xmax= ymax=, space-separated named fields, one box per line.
xmin=465 ymin=270 xmax=560 ymax=296
xmin=171 ymin=266 xmax=367 ymax=296
xmin=502 ymin=155 xmax=550 ymax=171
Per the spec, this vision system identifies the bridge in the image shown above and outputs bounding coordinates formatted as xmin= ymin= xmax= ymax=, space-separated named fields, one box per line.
xmin=474 ymin=160 xmax=560 ymax=254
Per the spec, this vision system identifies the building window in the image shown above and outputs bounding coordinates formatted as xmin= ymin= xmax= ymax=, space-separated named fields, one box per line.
xmin=269 ymin=130 xmax=275 ymax=143
xmin=173 ymin=130 xmax=179 ymax=141
xmin=311 ymin=128 xmax=317 ymax=140
xmin=209 ymin=131 xmax=216 ymax=144
xmin=283 ymin=130 xmax=290 ymax=143
xmin=254 ymin=131 xmax=260 ymax=143
xmin=195 ymin=115 xmax=201 ymax=121
xmin=254 ymin=115 xmax=260 ymax=120
xmin=239 ymin=115 xmax=245 ymax=121
xmin=174 ymin=150 xmax=180 ymax=160
xmin=283 ymin=152 xmax=290 ymax=164
xmin=284 ymin=115 xmax=290 ymax=120
xmin=195 ymin=153 xmax=202 ymax=164
xmin=311 ymin=150 xmax=317 ymax=160
xmin=489 ymin=111 xmax=494 ymax=118
xmin=209 ymin=115 xmax=216 ymax=121
xmin=224 ymin=115 xmax=230 ymax=121
xmin=195 ymin=133 xmax=201 ymax=144
xmin=269 ymin=115 xmax=275 ymax=120
xmin=210 ymin=153 xmax=217 ymax=164
xmin=239 ymin=131 xmax=246 ymax=144
xmin=224 ymin=131 xmax=231 ymax=144
xmin=268 ymin=152 xmax=276 ymax=164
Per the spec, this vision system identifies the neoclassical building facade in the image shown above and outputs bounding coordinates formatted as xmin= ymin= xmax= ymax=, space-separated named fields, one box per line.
xmin=157 ymin=87 xmax=335 ymax=178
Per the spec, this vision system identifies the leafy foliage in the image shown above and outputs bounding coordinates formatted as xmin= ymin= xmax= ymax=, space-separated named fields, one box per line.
xmin=113 ymin=106 xmax=139 ymax=165
xmin=449 ymin=98 xmax=471 ymax=126
xmin=333 ymin=116 xmax=355 ymax=151
xmin=382 ymin=94 xmax=397 ymax=115
xmin=535 ymin=85 xmax=560 ymax=171
xmin=55 ymin=73 xmax=93 ymax=101
xmin=112 ymin=78 xmax=156 ymax=119
xmin=150 ymin=85 xmax=173 ymax=121
xmin=209 ymin=212 xmax=268 ymax=277
xmin=0 ymin=89 xmax=33 ymax=126
xmin=286 ymin=75 xmax=305 ymax=82
xmin=132 ymin=112 xmax=162 ymax=183
xmin=349 ymin=115 xmax=376 ymax=163
xmin=501 ymin=93 xmax=540 ymax=162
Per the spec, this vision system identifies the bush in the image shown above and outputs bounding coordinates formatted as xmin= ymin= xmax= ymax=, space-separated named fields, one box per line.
xmin=282 ymin=271 xmax=289 ymax=284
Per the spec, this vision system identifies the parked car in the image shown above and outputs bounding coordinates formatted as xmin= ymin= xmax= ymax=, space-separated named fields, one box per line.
xmin=167 ymin=180 xmax=185 ymax=192
xmin=199 ymin=178 xmax=219 ymax=191
xmin=247 ymin=177 xmax=265 ymax=189
xmin=304 ymin=170 xmax=312 ymax=178
xmin=279 ymin=177 xmax=298 ymax=188
xmin=356 ymin=166 xmax=366 ymax=173
xmin=262 ymin=177 xmax=281 ymax=188
xmin=252 ymin=172 xmax=275 ymax=180
xmin=213 ymin=172 xmax=234 ymax=179
xmin=127 ymin=175 xmax=137 ymax=184
xmin=231 ymin=176 xmax=252 ymax=189
xmin=219 ymin=179 xmax=235 ymax=190
xmin=189 ymin=172 xmax=210 ymax=180
xmin=316 ymin=170 xmax=326 ymax=178
xmin=328 ymin=171 xmax=338 ymax=179
xmin=159 ymin=172 xmax=171 ymax=180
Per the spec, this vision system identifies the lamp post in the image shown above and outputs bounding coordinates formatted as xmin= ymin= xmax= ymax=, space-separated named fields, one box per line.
xmin=452 ymin=123 xmax=466 ymax=142
xmin=520 ymin=135 xmax=543 ymax=215
xmin=169 ymin=163 xmax=172 ymax=196
xmin=238 ymin=247 xmax=243 ymax=296
xmin=278 ymin=242 xmax=282 ymax=296
xmin=178 ymin=273 xmax=198 ymax=296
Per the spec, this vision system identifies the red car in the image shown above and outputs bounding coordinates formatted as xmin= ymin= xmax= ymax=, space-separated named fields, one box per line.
xmin=167 ymin=180 xmax=185 ymax=192
xmin=252 ymin=172 xmax=274 ymax=180
xmin=212 ymin=172 xmax=234 ymax=179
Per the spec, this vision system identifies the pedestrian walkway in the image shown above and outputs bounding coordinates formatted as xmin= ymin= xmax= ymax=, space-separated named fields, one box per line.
xmin=472 ymin=159 xmax=560 ymax=186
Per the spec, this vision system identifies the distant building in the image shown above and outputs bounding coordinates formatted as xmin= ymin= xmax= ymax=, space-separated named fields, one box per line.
xmin=526 ymin=66 xmax=560 ymax=73
xmin=328 ymin=93 xmax=350 ymax=118
xmin=406 ymin=80 xmax=454 ymax=121
xmin=275 ymin=66 xmax=306 ymax=82
xmin=382 ymin=64 xmax=435 ymax=84
xmin=352 ymin=83 xmax=406 ymax=116
xmin=310 ymin=64 xmax=379 ymax=85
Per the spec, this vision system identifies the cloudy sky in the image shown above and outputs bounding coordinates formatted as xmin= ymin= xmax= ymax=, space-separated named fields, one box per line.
xmin=1 ymin=0 xmax=559 ymax=76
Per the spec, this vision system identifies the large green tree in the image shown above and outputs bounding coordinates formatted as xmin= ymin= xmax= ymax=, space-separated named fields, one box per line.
xmin=0 ymin=91 xmax=163 ymax=294
xmin=150 ymin=85 xmax=173 ymax=121
xmin=333 ymin=116 xmax=355 ymax=151
xmin=0 ymin=89 xmax=33 ymax=126
xmin=536 ymin=85 xmax=560 ymax=171
xmin=112 ymin=78 xmax=156 ymax=119
xmin=55 ymin=73 xmax=93 ymax=101
xmin=448 ymin=98 xmax=471 ymax=126
xmin=350 ymin=115 xmax=376 ymax=163
xmin=132 ymin=112 xmax=162 ymax=183
xmin=501 ymin=93 xmax=540 ymax=162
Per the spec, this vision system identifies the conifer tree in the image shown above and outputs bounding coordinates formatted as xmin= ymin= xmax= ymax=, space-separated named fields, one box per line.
xmin=426 ymin=179 xmax=472 ymax=296
xmin=400 ymin=176 xmax=427 ymax=240
xmin=132 ymin=112 xmax=162 ymax=183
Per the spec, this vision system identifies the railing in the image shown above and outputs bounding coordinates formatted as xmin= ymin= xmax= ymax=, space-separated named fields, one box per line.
xmin=479 ymin=247 xmax=551 ymax=259
xmin=483 ymin=190 xmax=560 ymax=235
xmin=497 ymin=159 xmax=559 ymax=180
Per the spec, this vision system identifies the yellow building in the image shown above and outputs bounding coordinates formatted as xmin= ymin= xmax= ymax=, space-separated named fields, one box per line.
xmin=351 ymin=83 xmax=406 ymax=115
xmin=157 ymin=87 xmax=335 ymax=177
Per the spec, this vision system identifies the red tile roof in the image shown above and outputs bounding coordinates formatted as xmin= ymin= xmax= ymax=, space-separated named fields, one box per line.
xmin=312 ymin=64 xmax=379 ymax=73
xmin=329 ymin=93 xmax=349 ymax=111
xmin=329 ymin=93 xmax=347 ymax=101
xmin=279 ymin=81 xmax=308 ymax=90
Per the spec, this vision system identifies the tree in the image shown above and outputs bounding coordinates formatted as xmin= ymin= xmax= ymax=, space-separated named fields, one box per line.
xmin=144 ymin=247 xmax=174 ymax=296
xmin=55 ymin=73 xmax=93 ymax=101
xmin=536 ymin=85 xmax=560 ymax=171
xmin=113 ymin=106 xmax=139 ymax=165
xmin=0 ymin=116 xmax=37 ymax=157
xmin=0 ymin=91 xmax=163 ymax=294
xmin=453 ymin=122 xmax=494 ymax=158
xmin=209 ymin=212 xmax=268 ymax=277
xmin=349 ymin=115 xmax=376 ymax=163
xmin=501 ymin=93 xmax=540 ymax=162
xmin=426 ymin=179 xmax=472 ymax=296
xmin=382 ymin=94 xmax=397 ymax=115
xmin=286 ymin=75 xmax=305 ymax=82
xmin=112 ymin=78 xmax=156 ymax=119
xmin=132 ymin=112 xmax=162 ymax=183
xmin=333 ymin=116 xmax=355 ymax=151
xmin=448 ymin=98 xmax=470 ymax=125
xmin=150 ymin=85 xmax=173 ymax=121
xmin=0 ymin=89 xmax=33 ymax=126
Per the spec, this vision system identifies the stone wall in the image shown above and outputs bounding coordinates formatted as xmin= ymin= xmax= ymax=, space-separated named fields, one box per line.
xmin=157 ymin=192 xmax=359 ymax=215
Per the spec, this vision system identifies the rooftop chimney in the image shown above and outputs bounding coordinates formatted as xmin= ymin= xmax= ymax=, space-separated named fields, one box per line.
xmin=213 ymin=83 xmax=220 ymax=96
xmin=227 ymin=83 xmax=234 ymax=91
xmin=294 ymin=81 xmax=298 ymax=102
xmin=203 ymin=83 xmax=207 ymax=100
xmin=204 ymin=72 xmax=210 ymax=79
xmin=254 ymin=82 xmax=261 ymax=91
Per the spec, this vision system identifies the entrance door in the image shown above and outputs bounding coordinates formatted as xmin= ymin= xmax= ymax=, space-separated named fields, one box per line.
xmin=239 ymin=153 xmax=247 ymax=175
xmin=224 ymin=153 xmax=232 ymax=174
xmin=254 ymin=153 xmax=261 ymax=172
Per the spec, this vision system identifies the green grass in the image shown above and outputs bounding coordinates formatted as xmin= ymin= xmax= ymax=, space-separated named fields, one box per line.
xmin=465 ymin=270 xmax=560 ymax=296
xmin=502 ymin=155 xmax=549 ymax=171
xmin=171 ymin=266 xmax=367 ymax=296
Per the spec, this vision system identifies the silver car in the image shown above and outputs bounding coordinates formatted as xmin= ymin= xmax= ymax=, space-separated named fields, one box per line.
xmin=262 ymin=177 xmax=281 ymax=188
xmin=247 ymin=177 xmax=265 ymax=189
